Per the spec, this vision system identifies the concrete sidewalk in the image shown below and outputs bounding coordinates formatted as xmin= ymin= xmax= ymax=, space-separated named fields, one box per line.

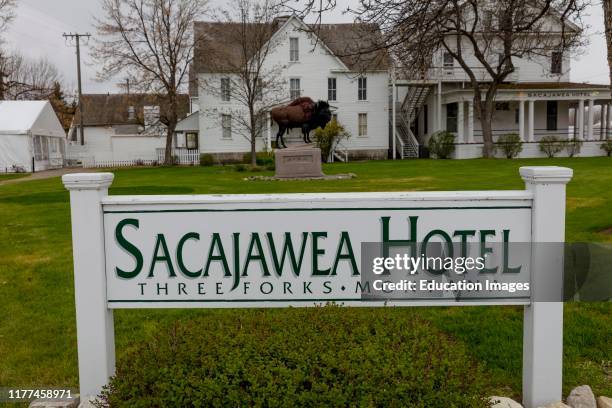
xmin=0 ymin=168 xmax=98 ymax=186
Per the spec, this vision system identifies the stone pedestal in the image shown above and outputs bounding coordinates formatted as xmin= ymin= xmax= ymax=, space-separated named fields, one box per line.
xmin=275 ymin=145 xmax=323 ymax=178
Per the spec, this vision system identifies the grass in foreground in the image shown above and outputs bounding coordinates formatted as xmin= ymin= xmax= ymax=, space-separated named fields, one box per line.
xmin=0 ymin=157 xmax=610 ymax=401
xmin=0 ymin=173 xmax=28 ymax=182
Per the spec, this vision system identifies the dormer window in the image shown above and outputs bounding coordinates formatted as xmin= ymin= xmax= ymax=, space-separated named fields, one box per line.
xmin=551 ymin=52 xmax=563 ymax=74
xmin=289 ymin=37 xmax=299 ymax=62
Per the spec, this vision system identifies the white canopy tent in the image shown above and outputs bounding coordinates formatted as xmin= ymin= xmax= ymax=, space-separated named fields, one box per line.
xmin=0 ymin=100 xmax=66 ymax=172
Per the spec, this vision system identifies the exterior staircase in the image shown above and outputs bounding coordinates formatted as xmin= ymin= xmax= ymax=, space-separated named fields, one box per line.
xmin=391 ymin=84 xmax=432 ymax=159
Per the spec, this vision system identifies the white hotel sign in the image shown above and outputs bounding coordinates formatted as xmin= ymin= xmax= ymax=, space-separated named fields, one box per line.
xmin=63 ymin=166 xmax=572 ymax=408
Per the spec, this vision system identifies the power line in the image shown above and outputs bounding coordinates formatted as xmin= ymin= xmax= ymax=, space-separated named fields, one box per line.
xmin=63 ymin=32 xmax=91 ymax=145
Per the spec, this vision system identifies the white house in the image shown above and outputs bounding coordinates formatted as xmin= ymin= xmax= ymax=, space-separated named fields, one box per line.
xmin=189 ymin=16 xmax=391 ymax=161
xmin=67 ymin=94 xmax=191 ymax=166
xmin=0 ymin=100 xmax=66 ymax=172
xmin=392 ymin=10 xmax=612 ymax=159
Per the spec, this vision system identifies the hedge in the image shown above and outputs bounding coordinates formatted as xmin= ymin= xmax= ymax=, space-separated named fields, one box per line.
xmin=98 ymin=307 xmax=490 ymax=407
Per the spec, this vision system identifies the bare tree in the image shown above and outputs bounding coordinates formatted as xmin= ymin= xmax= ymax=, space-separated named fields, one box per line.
xmin=344 ymin=0 xmax=588 ymax=157
xmin=0 ymin=0 xmax=16 ymax=99
xmin=200 ymin=0 xmax=286 ymax=166
xmin=93 ymin=0 xmax=207 ymax=164
xmin=0 ymin=53 xmax=63 ymax=100
xmin=0 ymin=0 xmax=15 ymax=35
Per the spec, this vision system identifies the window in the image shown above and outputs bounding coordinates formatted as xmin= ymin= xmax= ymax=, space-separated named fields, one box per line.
xmin=547 ymin=101 xmax=558 ymax=131
xmin=255 ymin=78 xmax=263 ymax=101
xmin=289 ymin=78 xmax=301 ymax=99
xmin=358 ymin=77 xmax=367 ymax=101
xmin=551 ymin=52 xmax=563 ymax=74
xmin=358 ymin=113 xmax=368 ymax=137
xmin=221 ymin=78 xmax=231 ymax=102
xmin=328 ymin=78 xmax=337 ymax=101
xmin=443 ymin=52 xmax=454 ymax=68
xmin=289 ymin=37 xmax=299 ymax=62
xmin=33 ymin=135 xmax=43 ymax=161
xmin=186 ymin=132 xmax=198 ymax=149
xmin=50 ymin=138 xmax=58 ymax=153
xmin=446 ymin=103 xmax=458 ymax=133
xmin=221 ymin=114 xmax=232 ymax=138
xmin=515 ymin=109 xmax=520 ymax=124
xmin=423 ymin=105 xmax=428 ymax=134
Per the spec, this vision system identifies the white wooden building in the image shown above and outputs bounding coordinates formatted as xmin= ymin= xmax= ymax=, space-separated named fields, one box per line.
xmin=67 ymin=94 xmax=191 ymax=167
xmin=392 ymin=11 xmax=611 ymax=159
xmin=0 ymin=100 xmax=66 ymax=172
xmin=189 ymin=16 xmax=391 ymax=161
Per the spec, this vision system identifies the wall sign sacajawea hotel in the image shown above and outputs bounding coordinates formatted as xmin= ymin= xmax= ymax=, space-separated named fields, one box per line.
xmin=63 ymin=166 xmax=573 ymax=408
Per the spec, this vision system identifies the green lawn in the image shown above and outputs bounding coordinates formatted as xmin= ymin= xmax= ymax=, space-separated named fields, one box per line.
xmin=0 ymin=173 xmax=28 ymax=182
xmin=0 ymin=158 xmax=610 ymax=401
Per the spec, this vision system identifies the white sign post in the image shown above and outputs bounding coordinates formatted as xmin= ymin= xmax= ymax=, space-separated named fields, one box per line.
xmin=63 ymin=166 xmax=572 ymax=407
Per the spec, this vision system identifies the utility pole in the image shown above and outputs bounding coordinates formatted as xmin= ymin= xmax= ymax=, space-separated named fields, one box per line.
xmin=63 ymin=32 xmax=91 ymax=146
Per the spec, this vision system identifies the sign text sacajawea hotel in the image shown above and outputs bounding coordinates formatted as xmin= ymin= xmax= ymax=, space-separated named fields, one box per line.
xmin=63 ymin=167 xmax=572 ymax=408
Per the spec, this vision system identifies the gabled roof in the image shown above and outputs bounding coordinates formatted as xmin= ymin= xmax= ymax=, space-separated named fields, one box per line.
xmin=192 ymin=17 xmax=391 ymax=74
xmin=73 ymin=94 xmax=190 ymax=127
xmin=0 ymin=100 xmax=65 ymax=137
xmin=0 ymin=100 xmax=47 ymax=133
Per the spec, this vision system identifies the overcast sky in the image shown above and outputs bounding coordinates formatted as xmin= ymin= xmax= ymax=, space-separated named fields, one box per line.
xmin=3 ymin=0 xmax=609 ymax=96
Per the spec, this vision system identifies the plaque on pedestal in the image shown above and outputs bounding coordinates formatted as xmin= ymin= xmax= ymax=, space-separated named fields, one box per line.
xmin=274 ymin=145 xmax=324 ymax=179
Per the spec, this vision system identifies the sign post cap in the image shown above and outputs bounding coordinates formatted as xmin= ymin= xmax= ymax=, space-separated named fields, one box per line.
xmin=62 ymin=172 xmax=114 ymax=190
xmin=519 ymin=166 xmax=573 ymax=184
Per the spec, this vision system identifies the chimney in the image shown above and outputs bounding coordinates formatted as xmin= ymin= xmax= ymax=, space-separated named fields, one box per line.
xmin=127 ymin=106 xmax=136 ymax=121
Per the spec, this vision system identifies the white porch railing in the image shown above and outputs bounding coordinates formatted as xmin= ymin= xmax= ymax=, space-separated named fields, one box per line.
xmin=405 ymin=66 xmax=520 ymax=83
xmin=329 ymin=139 xmax=349 ymax=163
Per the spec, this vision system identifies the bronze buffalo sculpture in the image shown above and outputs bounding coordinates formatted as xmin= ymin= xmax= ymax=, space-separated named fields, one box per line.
xmin=270 ymin=97 xmax=333 ymax=148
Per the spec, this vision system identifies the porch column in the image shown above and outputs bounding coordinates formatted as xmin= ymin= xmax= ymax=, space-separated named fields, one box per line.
xmin=457 ymin=100 xmax=465 ymax=143
xmin=267 ymin=111 xmax=272 ymax=151
xmin=599 ymin=102 xmax=608 ymax=140
xmin=587 ymin=99 xmax=594 ymax=141
xmin=577 ymin=99 xmax=584 ymax=140
xmin=608 ymin=103 xmax=612 ymax=139
xmin=437 ymin=81 xmax=443 ymax=131
xmin=528 ymin=100 xmax=535 ymax=142
xmin=467 ymin=101 xmax=475 ymax=143
xmin=518 ymin=100 xmax=525 ymax=142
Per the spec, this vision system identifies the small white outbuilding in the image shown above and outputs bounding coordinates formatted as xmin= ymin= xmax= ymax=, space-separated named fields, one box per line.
xmin=0 ymin=100 xmax=66 ymax=172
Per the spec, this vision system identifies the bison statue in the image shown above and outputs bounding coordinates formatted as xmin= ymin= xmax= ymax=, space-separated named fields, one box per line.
xmin=270 ymin=97 xmax=333 ymax=148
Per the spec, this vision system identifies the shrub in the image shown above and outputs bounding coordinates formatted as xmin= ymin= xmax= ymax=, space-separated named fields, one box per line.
xmin=200 ymin=154 xmax=215 ymax=166
xmin=600 ymin=139 xmax=612 ymax=157
xmin=428 ymin=131 xmax=456 ymax=159
xmin=314 ymin=119 xmax=351 ymax=163
xmin=538 ymin=136 xmax=564 ymax=158
xmin=495 ymin=133 xmax=522 ymax=159
xmin=243 ymin=151 xmax=275 ymax=167
xmin=564 ymin=138 xmax=583 ymax=158
xmin=234 ymin=164 xmax=247 ymax=172
xmin=97 ymin=308 xmax=489 ymax=407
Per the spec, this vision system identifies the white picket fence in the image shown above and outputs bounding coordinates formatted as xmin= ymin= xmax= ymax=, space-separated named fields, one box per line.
xmin=74 ymin=149 xmax=200 ymax=168
xmin=81 ymin=158 xmax=160 ymax=168
xmin=156 ymin=148 xmax=200 ymax=165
